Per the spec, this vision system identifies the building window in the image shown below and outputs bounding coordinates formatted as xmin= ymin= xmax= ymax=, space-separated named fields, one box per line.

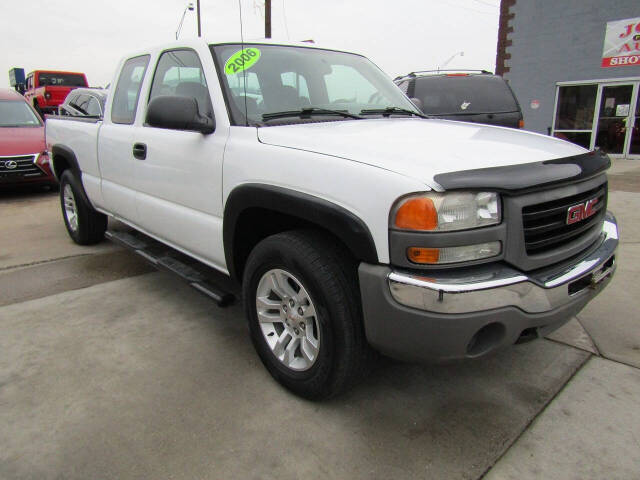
xmin=553 ymin=85 xmax=597 ymax=148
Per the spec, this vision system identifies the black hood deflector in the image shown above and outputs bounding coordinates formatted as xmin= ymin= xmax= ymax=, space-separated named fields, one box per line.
xmin=433 ymin=150 xmax=610 ymax=195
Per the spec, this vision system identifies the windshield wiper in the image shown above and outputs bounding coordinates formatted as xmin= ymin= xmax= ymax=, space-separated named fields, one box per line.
xmin=262 ymin=107 xmax=363 ymax=121
xmin=359 ymin=107 xmax=430 ymax=119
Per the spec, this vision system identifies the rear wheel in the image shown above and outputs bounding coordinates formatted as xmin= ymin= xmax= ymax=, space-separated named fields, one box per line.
xmin=59 ymin=170 xmax=107 ymax=245
xmin=243 ymin=230 xmax=370 ymax=399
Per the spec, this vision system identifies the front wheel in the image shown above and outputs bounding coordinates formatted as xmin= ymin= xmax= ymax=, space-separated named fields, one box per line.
xmin=59 ymin=170 xmax=107 ymax=245
xmin=242 ymin=230 xmax=370 ymax=399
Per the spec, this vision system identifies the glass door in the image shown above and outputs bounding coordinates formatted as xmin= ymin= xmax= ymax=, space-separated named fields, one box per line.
xmin=593 ymin=83 xmax=638 ymax=158
xmin=628 ymin=88 xmax=640 ymax=159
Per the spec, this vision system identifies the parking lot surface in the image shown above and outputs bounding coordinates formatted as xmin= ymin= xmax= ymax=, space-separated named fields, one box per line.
xmin=1 ymin=161 xmax=639 ymax=480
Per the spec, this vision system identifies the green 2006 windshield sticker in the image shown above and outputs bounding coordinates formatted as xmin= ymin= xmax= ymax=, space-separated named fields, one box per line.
xmin=224 ymin=48 xmax=261 ymax=75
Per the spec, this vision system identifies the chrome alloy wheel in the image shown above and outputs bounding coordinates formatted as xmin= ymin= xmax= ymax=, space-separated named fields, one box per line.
xmin=256 ymin=269 xmax=321 ymax=371
xmin=63 ymin=184 xmax=79 ymax=232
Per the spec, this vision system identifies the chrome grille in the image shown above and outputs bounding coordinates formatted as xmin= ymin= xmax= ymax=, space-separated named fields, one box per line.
xmin=0 ymin=155 xmax=43 ymax=178
xmin=522 ymin=183 xmax=607 ymax=254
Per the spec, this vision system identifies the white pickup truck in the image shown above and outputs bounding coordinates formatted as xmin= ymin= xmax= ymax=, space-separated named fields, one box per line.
xmin=46 ymin=39 xmax=618 ymax=399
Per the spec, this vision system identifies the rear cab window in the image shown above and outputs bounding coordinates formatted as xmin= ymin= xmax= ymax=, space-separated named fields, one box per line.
xmin=38 ymin=73 xmax=86 ymax=87
xmin=111 ymin=55 xmax=151 ymax=124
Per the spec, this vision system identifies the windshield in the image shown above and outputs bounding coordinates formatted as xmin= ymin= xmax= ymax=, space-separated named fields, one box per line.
xmin=38 ymin=72 xmax=86 ymax=87
xmin=0 ymin=100 xmax=42 ymax=127
xmin=211 ymin=44 xmax=419 ymax=126
xmin=412 ymin=75 xmax=519 ymax=115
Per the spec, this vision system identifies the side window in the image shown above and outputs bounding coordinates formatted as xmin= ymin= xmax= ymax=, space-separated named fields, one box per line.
xmin=66 ymin=93 xmax=80 ymax=106
xmin=111 ymin=55 xmax=150 ymax=124
xmin=86 ymin=96 xmax=102 ymax=116
xmin=149 ymin=49 xmax=212 ymax=117
xmin=74 ymin=95 xmax=91 ymax=114
xmin=26 ymin=75 xmax=33 ymax=90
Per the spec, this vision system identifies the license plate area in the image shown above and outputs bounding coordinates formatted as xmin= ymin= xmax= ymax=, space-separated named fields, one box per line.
xmin=568 ymin=255 xmax=615 ymax=296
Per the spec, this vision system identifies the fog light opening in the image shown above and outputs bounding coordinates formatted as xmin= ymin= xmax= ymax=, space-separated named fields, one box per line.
xmin=466 ymin=322 xmax=506 ymax=357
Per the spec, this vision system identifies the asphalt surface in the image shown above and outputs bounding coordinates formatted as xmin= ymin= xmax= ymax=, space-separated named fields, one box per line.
xmin=1 ymin=160 xmax=638 ymax=479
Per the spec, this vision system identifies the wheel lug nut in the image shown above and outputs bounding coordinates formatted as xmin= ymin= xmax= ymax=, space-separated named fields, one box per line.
xmin=298 ymin=307 xmax=304 ymax=315
xmin=294 ymin=328 xmax=300 ymax=335
xmin=283 ymin=305 xmax=287 ymax=312
xmin=299 ymin=322 xmax=305 ymax=329
xmin=289 ymin=299 xmax=295 ymax=308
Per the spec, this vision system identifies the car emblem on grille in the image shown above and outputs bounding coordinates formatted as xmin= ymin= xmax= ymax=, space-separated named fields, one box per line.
xmin=5 ymin=160 xmax=18 ymax=169
xmin=566 ymin=197 xmax=598 ymax=225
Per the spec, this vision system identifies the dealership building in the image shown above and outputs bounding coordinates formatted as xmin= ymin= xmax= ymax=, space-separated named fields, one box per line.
xmin=496 ymin=0 xmax=640 ymax=159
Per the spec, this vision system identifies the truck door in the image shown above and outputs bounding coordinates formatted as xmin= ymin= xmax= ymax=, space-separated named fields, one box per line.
xmin=132 ymin=48 xmax=227 ymax=269
xmin=98 ymin=55 xmax=150 ymax=223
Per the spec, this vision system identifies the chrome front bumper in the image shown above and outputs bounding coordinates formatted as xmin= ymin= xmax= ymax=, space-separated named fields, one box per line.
xmin=388 ymin=213 xmax=618 ymax=315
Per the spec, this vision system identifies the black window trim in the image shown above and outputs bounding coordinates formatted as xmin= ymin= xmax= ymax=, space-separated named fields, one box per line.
xmin=111 ymin=54 xmax=151 ymax=125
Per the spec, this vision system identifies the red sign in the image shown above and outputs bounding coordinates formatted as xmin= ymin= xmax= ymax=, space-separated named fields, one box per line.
xmin=602 ymin=17 xmax=640 ymax=68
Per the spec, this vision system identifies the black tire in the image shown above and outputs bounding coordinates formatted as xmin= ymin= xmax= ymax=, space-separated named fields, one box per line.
xmin=59 ymin=170 xmax=107 ymax=245
xmin=242 ymin=230 xmax=370 ymax=399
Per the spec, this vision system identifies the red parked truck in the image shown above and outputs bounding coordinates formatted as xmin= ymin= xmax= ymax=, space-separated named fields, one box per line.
xmin=23 ymin=70 xmax=88 ymax=118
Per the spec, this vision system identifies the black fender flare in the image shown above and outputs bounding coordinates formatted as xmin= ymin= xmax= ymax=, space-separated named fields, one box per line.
xmin=50 ymin=144 xmax=82 ymax=181
xmin=50 ymin=144 xmax=95 ymax=209
xmin=223 ymin=184 xmax=378 ymax=279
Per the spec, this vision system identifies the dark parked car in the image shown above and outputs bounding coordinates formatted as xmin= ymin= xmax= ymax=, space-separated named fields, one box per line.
xmin=58 ymin=88 xmax=108 ymax=118
xmin=394 ymin=70 xmax=523 ymax=129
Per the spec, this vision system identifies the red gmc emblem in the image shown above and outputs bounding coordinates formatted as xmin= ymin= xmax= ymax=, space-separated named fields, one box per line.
xmin=567 ymin=198 xmax=599 ymax=225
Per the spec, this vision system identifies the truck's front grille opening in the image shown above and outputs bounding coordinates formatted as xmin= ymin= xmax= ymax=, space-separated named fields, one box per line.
xmin=522 ymin=183 xmax=607 ymax=255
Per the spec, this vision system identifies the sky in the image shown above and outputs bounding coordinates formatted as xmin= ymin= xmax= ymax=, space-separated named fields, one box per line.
xmin=1 ymin=0 xmax=500 ymax=89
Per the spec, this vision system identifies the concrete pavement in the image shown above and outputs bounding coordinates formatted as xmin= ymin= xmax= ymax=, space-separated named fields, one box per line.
xmin=0 ymin=272 xmax=589 ymax=480
xmin=484 ymin=357 xmax=640 ymax=480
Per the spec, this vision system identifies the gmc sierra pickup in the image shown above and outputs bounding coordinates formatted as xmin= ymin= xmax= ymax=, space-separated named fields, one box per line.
xmin=46 ymin=39 xmax=618 ymax=399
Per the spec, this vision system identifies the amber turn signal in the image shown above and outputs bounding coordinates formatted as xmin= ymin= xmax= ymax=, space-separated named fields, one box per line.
xmin=407 ymin=247 xmax=440 ymax=264
xmin=518 ymin=119 xmax=525 ymax=128
xmin=394 ymin=197 xmax=438 ymax=230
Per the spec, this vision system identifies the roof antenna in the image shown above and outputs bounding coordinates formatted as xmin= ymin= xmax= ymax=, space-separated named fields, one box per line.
xmin=238 ymin=0 xmax=249 ymax=126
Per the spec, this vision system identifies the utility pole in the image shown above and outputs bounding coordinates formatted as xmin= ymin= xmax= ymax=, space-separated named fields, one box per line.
xmin=265 ymin=0 xmax=271 ymax=38
xmin=197 ymin=0 xmax=202 ymax=37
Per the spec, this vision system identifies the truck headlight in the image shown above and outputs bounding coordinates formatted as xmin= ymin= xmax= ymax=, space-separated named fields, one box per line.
xmin=392 ymin=191 xmax=500 ymax=232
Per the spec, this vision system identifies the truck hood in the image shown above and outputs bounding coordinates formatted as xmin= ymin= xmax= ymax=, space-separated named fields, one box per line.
xmin=257 ymin=118 xmax=587 ymax=188
xmin=0 ymin=126 xmax=45 ymax=156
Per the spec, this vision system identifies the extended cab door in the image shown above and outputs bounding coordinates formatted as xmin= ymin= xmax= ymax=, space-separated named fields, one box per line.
xmin=132 ymin=48 xmax=228 ymax=270
xmin=98 ymin=55 xmax=150 ymax=223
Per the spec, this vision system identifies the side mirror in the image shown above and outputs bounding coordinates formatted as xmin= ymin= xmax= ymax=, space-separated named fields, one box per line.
xmin=146 ymin=95 xmax=215 ymax=134
xmin=409 ymin=97 xmax=424 ymax=112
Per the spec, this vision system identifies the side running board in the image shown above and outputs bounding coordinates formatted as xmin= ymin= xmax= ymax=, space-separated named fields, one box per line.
xmin=105 ymin=230 xmax=235 ymax=307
